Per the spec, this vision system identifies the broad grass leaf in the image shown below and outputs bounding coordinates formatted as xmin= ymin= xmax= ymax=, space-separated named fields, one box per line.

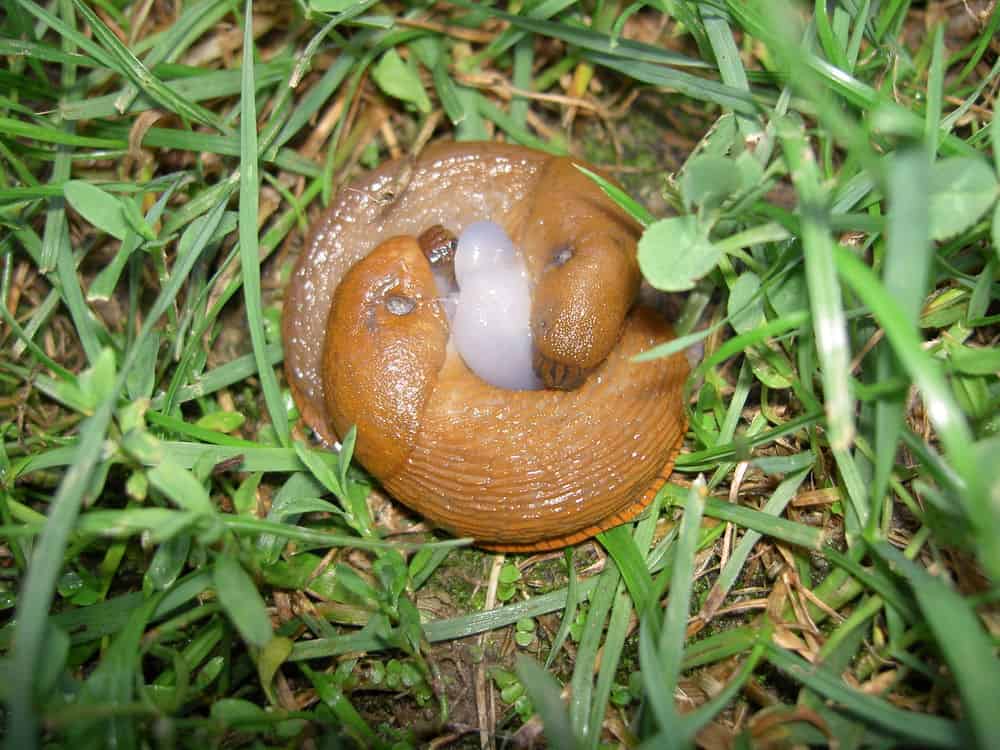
xmin=64 ymin=180 xmax=131 ymax=240
xmin=194 ymin=656 xmax=225 ymax=691
xmin=409 ymin=35 xmax=441 ymax=68
xmin=148 ymin=459 xmax=214 ymax=514
xmin=196 ymin=411 xmax=246 ymax=433
xmin=121 ymin=199 xmax=156 ymax=240
xmin=993 ymin=92 xmax=1000 ymax=175
xmin=638 ymin=215 xmax=719 ymax=291
xmin=124 ymin=331 xmax=159 ymax=400
xmin=949 ymin=344 xmax=1000 ymax=375
xmin=977 ymin=437 xmax=1000 ymax=504
xmin=177 ymin=211 xmax=238 ymax=259
xmin=735 ymin=150 xmax=764 ymax=190
xmin=728 ymin=271 xmax=765 ymax=334
xmin=214 ymin=554 xmax=273 ymax=647
xmin=268 ymin=495 xmax=347 ymax=521
xmin=767 ymin=271 xmax=808 ymax=316
xmin=210 ymin=697 xmax=268 ymax=725
xmin=681 ymin=154 xmax=742 ymax=210
xmin=293 ymin=441 xmax=344 ymax=497
xmin=258 ymin=636 xmax=294 ymax=702
xmin=993 ymin=201 xmax=1000 ymax=261
xmin=72 ymin=348 xmax=117 ymax=413
xmin=372 ymin=48 xmax=431 ymax=114
xmin=928 ymin=157 xmax=998 ymax=240
xmin=309 ymin=0 xmax=364 ymax=11
xmin=747 ymin=346 xmax=793 ymax=388
xmin=515 ymin=656 xmax=576 ymax=747
xmin=36 ymin=622 xmax=69 ymax=701
xmin=696 ymin=112 xmax=737 ymax=158
xmin=233 ymin=472 xmax=262 ymax=516
xmin=145 ymin=532 xmax=191 ymax=591
xmin=433 ymin=60 xmax=465 ymax=125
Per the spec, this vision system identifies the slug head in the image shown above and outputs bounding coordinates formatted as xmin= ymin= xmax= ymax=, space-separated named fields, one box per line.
xmin=521 ymin=158 xmax=642 ymax=389
xmin=322 ymin=235 xmax=449 ymax=477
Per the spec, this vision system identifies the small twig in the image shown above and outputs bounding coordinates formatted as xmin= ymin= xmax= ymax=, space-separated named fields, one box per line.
xmin=396 ymin=16 xmax=498 ymax=43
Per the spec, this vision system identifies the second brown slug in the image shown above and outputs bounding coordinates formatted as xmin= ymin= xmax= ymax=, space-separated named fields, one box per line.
xmin=283 ymin=142 xmax=689 ymax=551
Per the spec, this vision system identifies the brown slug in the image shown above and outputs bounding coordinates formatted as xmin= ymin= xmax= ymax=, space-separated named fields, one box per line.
xmin=283 ymin=141 xmax=689 ymax=551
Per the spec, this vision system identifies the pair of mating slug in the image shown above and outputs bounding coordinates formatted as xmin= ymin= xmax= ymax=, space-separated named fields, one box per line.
xmin=282 ymin=142 xmax=688 ymax=552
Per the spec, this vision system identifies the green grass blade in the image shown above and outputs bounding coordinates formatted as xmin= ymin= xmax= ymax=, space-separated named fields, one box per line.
xmin=568 ymin=555 xmax=620 ymax=745
xmin=458 ymin=1 xmax=709 ymax=69
xmin=516 ymin=656 xmax=578 ymax=748
xmin=575 ymin=164 xmax=655 ymax=226
xmin=266 ymin=52 xmax=356 ymax=157
xmin=0 ymin=115 xmax=122 ymax=150
xmin=110 ymin=0 xmax=235 ymax=117
xmin=0 ymin=36 xmax=99 ymax=67
xmin=238 ymin=0 xmax=289 ymax=447
xmin=700 ymin=469 xmax=809 ymax=619
xmin=727 ymin=0 xmax=978 ymax=160
xmin=14 ymin=0 xmax=117 ymax=70
xmin=678 ymin=638 xmax=768 ymax=740
xmin=4 ymin=401 xmax=117 ymax=749
xmin=699 ymin=5 xmax=759 ymax=137
xmin=71 ymin=0 xmax=226 ymax=132
xmin=765 ymin=644 xmax=962 ymax=747
xmin=62 ymin=61 xmax=292 ymax=121
xmin=924 ymin=25 xmax=945 ymax=157
xmin=871 ymin=145 xmax=932 ymax=515
xmin=778 ymin=119 xmax=855 ymax=453
xmin=5 ymin=193 xmax=228 ymax=745
xmin=213 ymin=553 xmax=273 ymax=648
xmin=544 ymin=551 xmax=579 ymax=669
xmin=642 ymin=479 xmax=706 ymax=735
xmin=587 ymin=498 xmax=663 ymax=749
xmin=871 ymin=541 xmax=1000 ymax=748
xmin=585 ymin=51 xmax=759 ymax=116
xmin=834 ymin=248 xmax=996 ymax=577
xmin=598 ymin=524 xmax=654 ymax=615
xmin=51 ymin=200 xmax=103 ymax=362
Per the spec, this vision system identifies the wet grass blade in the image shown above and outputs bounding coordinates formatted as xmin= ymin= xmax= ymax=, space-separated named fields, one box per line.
xmin=872 ymin=145 xmax=931 ymax=514
xmin=641 ymin=479 xmax=706 ymax=737
xmin=516 ymin=655 xmax=577 ymax=748
xmin=778 ymin=119 xmax=855 ymax=454
xmin=598 ymin=524 xmax=654 ymax=615
xmin=871 ymin=540 xmax=1000 ymax=748
xmin=568 ymin=552 xmax=621 ymax=745
xmin=71 ymin=0 xmax=226 ymax=132
xmin=585 ymin=51 xmax=759 ymax=116
xmin=457 ymin=1 xmax=710 ymax=69
xmin=700 ymin=4 xmax=759 ymax=137
xmin=765 ymin=643 xmax=962 ymax=747
xmin=14 ymin=0 xmax=116 ymax=70
xmin=239 ymin=0 xmax=289 ymax=447
xmin=834 ymin=248 xmax=996 ymax=578
xmin=62 ymin=61 xmax=293 ymax=121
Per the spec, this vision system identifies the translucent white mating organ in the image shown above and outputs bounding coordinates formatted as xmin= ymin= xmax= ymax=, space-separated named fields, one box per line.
xmin=448 ymin=221 xmax=542 ymax=391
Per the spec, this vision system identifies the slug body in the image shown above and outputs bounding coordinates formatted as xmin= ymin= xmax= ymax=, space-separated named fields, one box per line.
xmin=283 ymin=142 xmax=688 ymax=551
